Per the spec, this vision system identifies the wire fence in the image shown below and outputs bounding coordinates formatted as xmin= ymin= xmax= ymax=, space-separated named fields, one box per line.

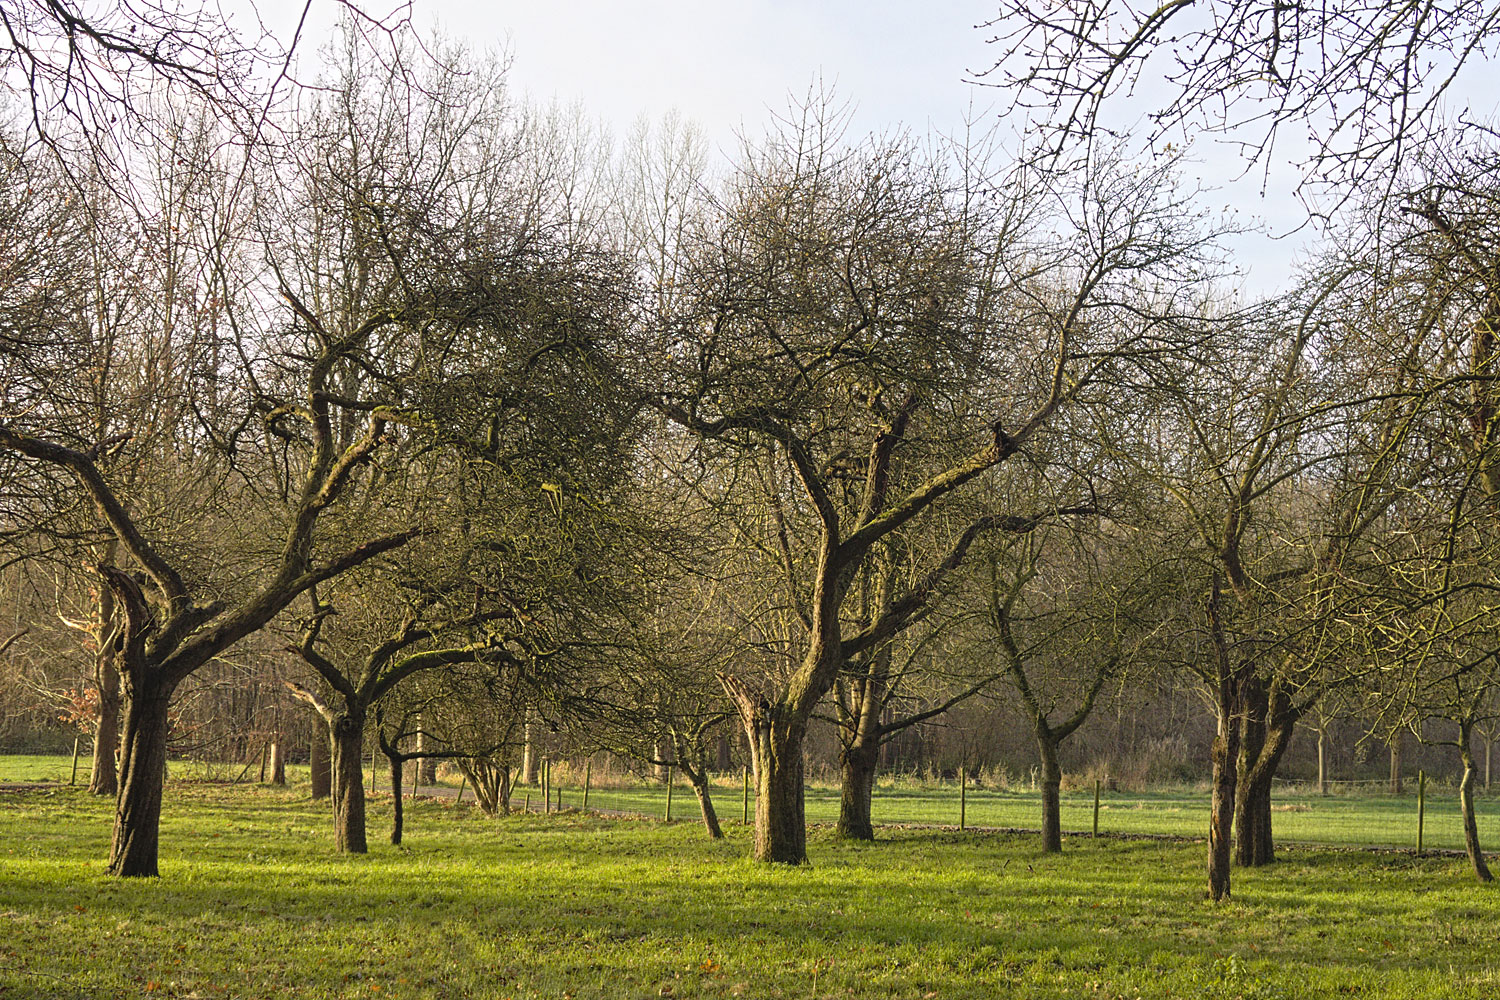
xmin=4 ymin=752 xmax=1495 ymax=855
xmin=562 ymin=770 xmax=1497 ymax=854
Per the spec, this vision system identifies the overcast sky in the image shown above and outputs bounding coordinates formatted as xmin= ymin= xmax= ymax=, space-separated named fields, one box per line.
xmin=239 ymin=0 xmax=1492 ymax=296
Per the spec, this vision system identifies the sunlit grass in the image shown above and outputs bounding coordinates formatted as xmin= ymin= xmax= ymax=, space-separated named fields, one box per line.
xmin=5 ymin=753 xmax=1498 ymax=852
xmin=558 ymin=771 xmax=1494 ymax=853
xmin=1 ymin=779 xmax=1497 ymax=998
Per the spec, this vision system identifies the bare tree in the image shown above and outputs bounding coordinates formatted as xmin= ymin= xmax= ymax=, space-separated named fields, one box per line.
xmin=980 ymin=0 xmax=1499 ymax=207
xmin=980 ymin=511 xmax=1160 ymax=852
xmin=286 ymin=566 xmax=520 ymax=853
xmin=645 ymin=100 xmax=1221 ymax=863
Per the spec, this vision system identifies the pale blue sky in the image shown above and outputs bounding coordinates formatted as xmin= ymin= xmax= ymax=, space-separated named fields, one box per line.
xmin=237 ymin=0 xmax=1496 ymax=296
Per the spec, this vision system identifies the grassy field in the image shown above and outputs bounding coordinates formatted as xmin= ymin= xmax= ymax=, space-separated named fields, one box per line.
xmin=5 ymin=753 xmax=1498 ymax=853
xmin=543 ymin=770 xmax=1498 ymax=854
xmin=577 ymin=779 xmax=1500 ymax=853
xmin=1 ymin=779 xmax=1498 ymax=999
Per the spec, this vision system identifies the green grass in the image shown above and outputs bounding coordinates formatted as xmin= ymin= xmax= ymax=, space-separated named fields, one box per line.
xmin=568 ymin=774 xmax=1498 ymax=854
xmin=0 ymin=753 xmax=93 ymax=783
xmin=0 ymin=780 xmax=1498 ymax=999
xmin=6 ymin=754 xmax=1499 ymax=852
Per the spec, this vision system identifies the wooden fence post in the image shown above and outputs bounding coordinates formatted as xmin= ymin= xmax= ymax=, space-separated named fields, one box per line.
xmin=959 ymin=765 xmax=967 ymax=831
xmin=742 ymin=766 xmax=750 ymax=825
xmin=1093 ymin=779 xmax=1101 ymax=838
xmin=1416 ymin=769 xmax=1426 ymax=856
xmin=583 ymin=760 xmax=592 ymax=810
xmin=69 ymin=737 xmax=81 ymax=786
xmin=665 ymin=764 xmax=674 ymax=822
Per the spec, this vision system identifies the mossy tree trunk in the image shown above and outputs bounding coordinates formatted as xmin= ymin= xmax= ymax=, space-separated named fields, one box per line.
xmin=1458 ymin=721 xmax=1493 ymax=883
xmin=1234 ymin=679 xmax=1299 ymax=868
xmin=746 ymin=707 xmax=807 ymax=863
xmin=835 ymin=638 xmax=888 ymax=841
xmin=836 ymin=738 xmax=880 ymax=842
xmin=1036 ymin=730 xmax=1064 ymax=852
xmin=385 ymin=743 xmax=405 ymax=846
xmin=89 ymin=571 xmax=122 ymax=797
xmin=309 ymin=724 xmax=331 ymax=800
xmin=329 ymin=710 xmax=369 ymax=854
xmin=1206 ymin=578 xmax=1248 ymax=903
xmin=108 ymin=676 xmax=175 ymax=877
xmin=1208 ymin=709 xmax=1239 ymax=902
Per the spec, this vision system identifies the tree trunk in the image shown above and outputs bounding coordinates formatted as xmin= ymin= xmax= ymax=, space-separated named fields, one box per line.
xmin=269 ymin=741 xmax=286 ymax=786
xmin=522 ymin=718 xmax=539 ymax=785
xmin=497 ymin=763 xmax=512 ymax=814
xmin=1208 ymin=702 xmax=1239 ymax=901
xmin=836 ymin=647 xmax=889 ymax=842
xmin=685 ymin=765 xmax=724 ymax=839
xmin=1486 ymin=737 xmax=1492 ymax=792
xmin=715 ymin=733 xmax=732 ymax=772
xmin=108 ymin=678 xmax=174 ymax=877
xmin=330 ymin=712 xmax=368 ymax=854
xmin=1390 ymin=736 xmax=1403 ymax=795
xmin=414 ymin=716 xmax=436 ymax=786
xmin=309 ymin=726 xmax=331 ymax=800
xmin=836 ymin=740 xmax=879 ymax=841
xmin=89 ymin=648 xmax=122 ymax=797
xmin=654 ymin=737 xmax=672 ymax=783
xmin=1235 ymin=765 xmax=1274 ymax=865
xmin=1233 ymin=680 xmax=1268 ymax=867
xmin=748 ymin=711 xmax=806 ymax=863
xmin=89 ymin=547 xmax=122 ymax=797
xmin=458 ymin=759 xmax=509 ymax=816
xmin=1317 ymin=724 xmax=1327 ymax=796
xmin=1037 ymin=730 xmax=1063 ymax=853
xmin=387 ymin=749 xmax=405 ymax=846
xmin=1458 ymin=724 xmax=1493 ymax=883
xmin=1235 ymin=693 xmax=1296 ymax=867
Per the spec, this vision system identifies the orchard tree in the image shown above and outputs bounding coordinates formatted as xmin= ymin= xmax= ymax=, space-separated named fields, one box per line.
xmin=1371 ymin=540 xmax=1500 ymax=884
xmin=979 ymin=507 xmax=1161 ymax=852
xmin=1116 ymin=258 xmax=1429 ymax=897
xmin=0 ymin=21 xmax=588 ymax=876
xmin=564 ymin=540 xmax=739 ymax=840
xmin=0 ymin=97 xmax=429 ymax=875
xmin=1358 ymin=143 xmax=1500 ymax=883
xmin=830 ymin=495 xmax=1096 ymax=842
xmin=647 ymin=100 xmax=1223 ymax=863
xmin=981 ymin=0 xmax=1499 ymax=204
xmin=285 ymin=559 xmax=522 ymax=853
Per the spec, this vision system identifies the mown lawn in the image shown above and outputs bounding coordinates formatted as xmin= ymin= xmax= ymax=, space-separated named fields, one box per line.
xmin=569 ymin=774 xmax=1495 ymax=853
xmin=6 ymin=753 xmax=1498 ymax=852
xmin=1 ymin=780 xmax=1497 ymax=999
